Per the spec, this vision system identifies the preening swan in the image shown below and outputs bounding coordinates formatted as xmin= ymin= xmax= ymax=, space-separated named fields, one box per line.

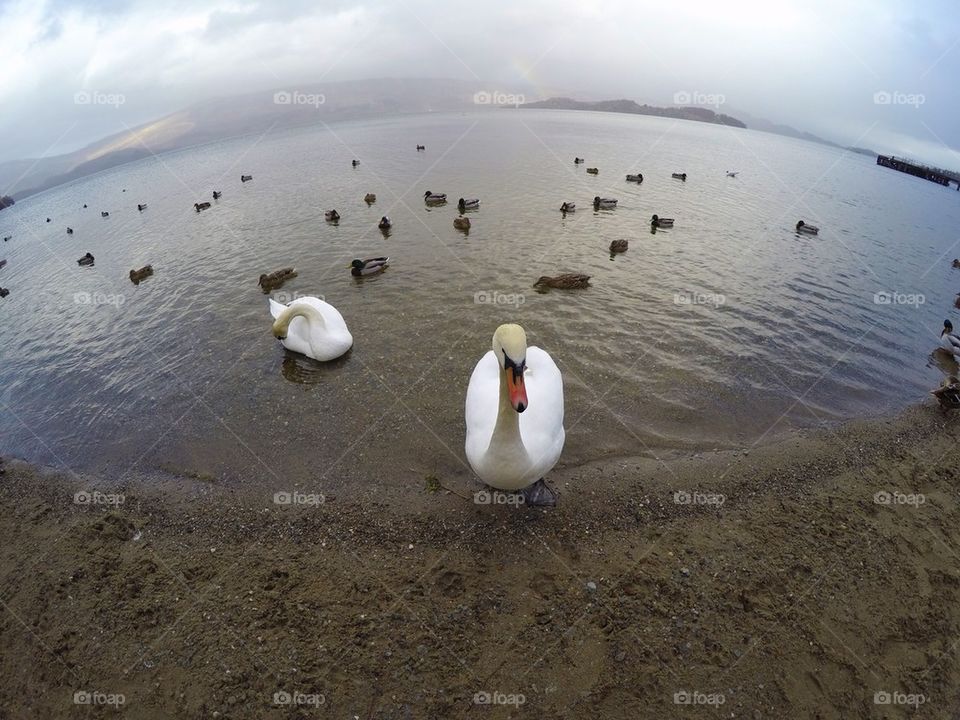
xmin=465 ymin=324 xmax=565 ymax=505
xmin=270 ymin=296 xmax=353 ymax=362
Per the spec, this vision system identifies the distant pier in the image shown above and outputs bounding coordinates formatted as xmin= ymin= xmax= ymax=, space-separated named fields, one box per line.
xmin=877 ymin=154 xmax=956 ymax=188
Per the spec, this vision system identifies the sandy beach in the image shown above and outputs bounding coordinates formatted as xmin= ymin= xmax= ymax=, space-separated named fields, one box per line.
xmin=0 ymin=402 xmax=958 ymax=719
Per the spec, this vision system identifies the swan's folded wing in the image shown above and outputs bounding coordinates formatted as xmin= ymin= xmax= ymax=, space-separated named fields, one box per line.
xmin=268 ymin=298 xmax=287 ymax=319
xmin=519 ymin=346 xmax=565 ymax=470
xmin=465 ymin=351 xmax=499 ymax=459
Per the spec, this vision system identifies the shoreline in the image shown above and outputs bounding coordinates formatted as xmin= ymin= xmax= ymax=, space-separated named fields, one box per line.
xmin=2 ymin=402 xmax=960 ymax=717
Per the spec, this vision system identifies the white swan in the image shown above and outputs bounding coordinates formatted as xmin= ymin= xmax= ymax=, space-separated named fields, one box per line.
xmin=941 ymin=320 xmax=960 ymax=357
xmin=465 ymin=324 xmax=564 ymax=505
xmin=269 ymin=297 xmax=353 ymax=362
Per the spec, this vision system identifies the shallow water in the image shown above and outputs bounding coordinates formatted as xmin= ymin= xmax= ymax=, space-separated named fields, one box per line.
xmin=1 ymin=110 xmax=958 ymax=497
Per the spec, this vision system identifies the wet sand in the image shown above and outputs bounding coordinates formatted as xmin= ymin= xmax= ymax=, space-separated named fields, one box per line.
xmin=1 ymin=403 xmax=959 ymax=718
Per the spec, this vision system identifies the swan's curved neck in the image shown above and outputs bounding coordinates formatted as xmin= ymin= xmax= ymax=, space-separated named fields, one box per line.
xmin=273 ymin=304 xmax=325 ymax=336
xmin=489 ymin=365 xmax=527 ymax=456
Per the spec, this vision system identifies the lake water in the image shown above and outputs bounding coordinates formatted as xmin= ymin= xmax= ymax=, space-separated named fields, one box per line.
xmin=1 ymin=109 xmax=958 ymax=499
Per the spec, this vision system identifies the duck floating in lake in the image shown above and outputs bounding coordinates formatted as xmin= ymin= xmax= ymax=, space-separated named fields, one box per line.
xmin=66 ymin=227 xmax=74 ymax=235
xmin=416 ymin=145 xmax=425 ymax=151
xmin=2 ymin=236 xmax=9 ymax=242
xmin=586 ymin=167 xmax=599 ymax=175
xmin=727 ymin=171 xmax=739 ymax=178
xmin=952 ymin=259 xmax=960 ymax=268
xmin=534 ymin=273 xmax=590 ymax=290
xmin=796 ymin=220 xmax=819 ymax=235
xmin=46 ymin=218 xmax=51 ymax=223
xmin=651 ymin=214 xmax=674 ymax=228
xmin=0 ymin=287 xmax=8 ymax=298
xmin=364 ymin=193 xmax=377 ymax=204
xmin=593 ymin=196 xmax=617 ymax=209
xmin=625 ymin=173 xmax=644 ymax=183
xmin=137 ymin=204 xmax=147 ymax=212
xmin=325 ymin=210 xmax=340 ymax=222
xmin=352 ymin=160 xmax=360 ymax=167
xmin=574 ymin=157 xmax=584 ymax=164
xmin=0 ymin=259 xmax=6 ymax=269
xmin=458 ymin=197 xmax=480 ymax=211
xmin=453 ymin=216 xmax=471 ymax=231
xmin=195 ymin=202 xmax=211 ymax=212
xmin=672 ymin=172 xmax=687 ymax=181
xmin=940 ymin=320 xmax=960 ymax=358
xmin=213 ymin=191 xmax=222 ymax=199
xmin=241 ymin=174 xmax=253 ymax=182
xmin=100 ymin=212 xmax=109 ymax=218
xmin=560 ymin=202 xmax=576 ymax=213
xmin=270 ymin=296 xmax=353 ymax=362
xmin=932 ymin=375 xmax=960 ymax=411
xmin=424 ymin=191 xmax=447 ymax=204
xmin=378 ymin=216 xmax=392 ymax=231
xmin=464 ymin=323 xmax=565 ymax=506
xmin=350 ymin=257 xmax=389 ymax=277
xmin=609 ymin=239 xmax=628 ymax=254
xmin=259 ymin=267 xmax=297 ymax=292
xmin=130 ymin=265 xmax=154 ymax=284
xmin=77 ymin=252 xmax=94 ymax=266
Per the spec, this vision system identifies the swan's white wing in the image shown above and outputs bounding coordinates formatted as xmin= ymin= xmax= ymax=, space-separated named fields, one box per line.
xmin=269 ymin=298 xmax=286 ymax=319
xmin=518 ymin=346 xmax=565 ymax=478
xmin=465 ymin=351 xmax=499 ymax=468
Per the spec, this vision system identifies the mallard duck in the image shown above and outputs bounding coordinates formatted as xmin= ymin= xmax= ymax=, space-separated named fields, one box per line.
xmin=424 ymin=191 xmax=447 ymax=203
xmin=560 ymin=202 xmax=576 ymax=213
xmin=2 ymin=236 xmax=10 ymax=242
xmin=137 ymin=204 xmax=147 ymax=212
xmin=270 ymin=296 xmax=353 ymax=362
xmin=671 ymin=172 xmax=687 ymax=181
xmin=651 ymin=214 xmax=674 ymax=228
xmin=325 ymin=210 xmax=340 ymax=222
xmin=932 ymin=376 xmax=960 ymax=411
xmin=350 ymin=257 xmax=389 ymax=277
xmin=364 ymin=193 xmax=377 ymax=204
xmin=46 ymin=218 xmax=51 ymax=222
xmin=952 ymin=259 xmax=960 ymax=268
xmin=66 ymin=227 xmax=74 ymax=235
xmin=586 ymin=167 xmax=599 ymax=175
xmin=241 ymin=174 xmax=253 ymax=182
xmin=352 ymin=160 xmax=360 ymax=167
xmin=593 ymin=196 xmax=617 ymax=209
xmin=378 ymin=216 xmax=392 ymax=231
xmin=726 ymin=171 xmax=738 ymax=178
xmin=625 ymin=173 xmax=644 ymax=183
xmin=416 ymin=144 xmax=425 ymax=151
xmin=574 ymin=157 xmax=584 ymax=164
xmin=465 ymin=323 xmax=565 ymax=506
xmin=0 ymin=287 xmax=8 ymax=298
xmin=258 ymin=267 xmax=297 ymax=292
xmin=609 ymin=239 xmax=628 ymax=253
xmin=194 ymin=202 xmax=211 ymax=212
xmin=100 ymin=212 xmax=109 ymax=218
xmin=941 ymin=320 xmax=960 ymax=357
xmin=533 ymin=273 xmax=590 ymax=290
xmin=796 ymin=220 xmax=819 ymax=234
xmin=453 ymin=216 xmax=471 ymax=231
xmin=77 ymin=252 xmax=94 ymax=266
xmin=213 ymin=191 xmax=222 ymax=199
xmin=130 ymin=265 xmax=153 ymax=284
xmin=458 ymin=198 xmax=480 ymax=211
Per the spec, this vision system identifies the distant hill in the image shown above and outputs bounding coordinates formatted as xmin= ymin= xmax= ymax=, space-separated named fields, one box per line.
xmin=2 ymin=78 xmax=517 ymax=200
xmin=519 ymin=97 xmax=747 ymax=128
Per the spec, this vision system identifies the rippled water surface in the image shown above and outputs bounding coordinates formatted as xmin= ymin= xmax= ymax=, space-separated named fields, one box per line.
xmin=2 ymin=110 xmax=959 ymax=497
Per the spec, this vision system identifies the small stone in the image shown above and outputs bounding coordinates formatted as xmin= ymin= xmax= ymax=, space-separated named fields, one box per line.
xmin=680 ymin=567 xmax=690 ymax=577
xmin=586 ymin=581 xmax=597 ymax=592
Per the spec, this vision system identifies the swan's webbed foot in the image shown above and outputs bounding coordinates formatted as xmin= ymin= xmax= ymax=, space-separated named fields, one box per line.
xmin=521 ymin=478 xmax=557 ymax=507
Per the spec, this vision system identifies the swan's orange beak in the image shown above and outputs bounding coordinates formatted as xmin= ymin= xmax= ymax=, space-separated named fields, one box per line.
xmin=507 ymin=363 xmax=527 ymax=413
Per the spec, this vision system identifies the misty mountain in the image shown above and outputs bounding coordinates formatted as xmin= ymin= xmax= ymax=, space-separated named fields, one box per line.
xmin=520 ymin=97 xmax=747 ymax=128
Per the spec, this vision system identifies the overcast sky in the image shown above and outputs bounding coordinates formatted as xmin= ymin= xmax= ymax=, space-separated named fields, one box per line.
xmin=3 ymin=0 xmax=960 ymax=166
